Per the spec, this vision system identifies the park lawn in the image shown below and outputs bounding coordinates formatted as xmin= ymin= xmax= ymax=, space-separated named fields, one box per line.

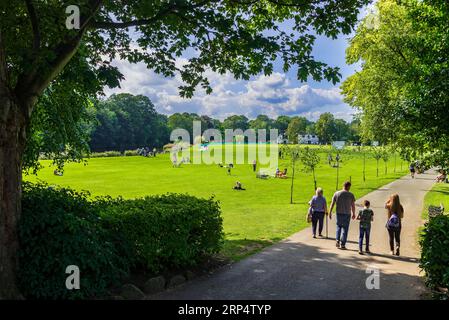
xmin=25 ymin=145 xmax=408 ymax=261
xmin=422 ymin=181 xmax=449 ymax=219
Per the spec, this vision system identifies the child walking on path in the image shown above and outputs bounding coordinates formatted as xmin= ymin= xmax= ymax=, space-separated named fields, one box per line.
xmin=357 ymin=200 xmax=374 ymax=255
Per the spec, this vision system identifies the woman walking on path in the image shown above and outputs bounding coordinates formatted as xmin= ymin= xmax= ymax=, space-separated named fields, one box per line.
xmin=385 ymin=194 xmax=404 ymax=256
xmin=309 ymin=188 xmax=328 ymax=238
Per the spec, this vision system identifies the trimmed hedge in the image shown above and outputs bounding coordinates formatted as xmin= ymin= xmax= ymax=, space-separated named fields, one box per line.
xmin=18 ymin=182 xmax=223 ymax=299
xmin=123 ymin=150 xmax=139 ymax=157
xmin=38 ymin=150 xmax=140 ymax=160
xmin=19 ymin=182 xmax=129 ymax=299
xmin=89 ymin=151 xmax=122 ymax=158
xmin=420 ymin=214 xmax=449 ymax=296
xmin=99 ymin=194 xmax=224 ymax=273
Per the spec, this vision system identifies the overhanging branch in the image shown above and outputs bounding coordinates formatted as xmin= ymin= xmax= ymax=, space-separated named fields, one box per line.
xmin=89 ymin=0 xmax=218 ymax=30
xmin=24 ymin=0 xmax=41 ymax=54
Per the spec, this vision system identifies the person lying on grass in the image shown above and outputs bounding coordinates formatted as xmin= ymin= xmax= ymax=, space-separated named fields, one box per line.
xmin=233 ymin=181 xmax=246 ymax=190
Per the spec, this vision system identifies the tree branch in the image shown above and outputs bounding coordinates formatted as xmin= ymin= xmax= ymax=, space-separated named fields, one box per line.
xmin=89 ymin=0 xmax=217 ymax=29
xmin=79 ymin=0 xmax=103 ymax=30
xmin=0 ymin=29 xmax=12 ymax=122
xmin=386 ymin=43 xmax=410 ymax=67
xmin=267 ymin=0 xmax=316 ymax=8
xmin=24 ymin=0 xmax=41 ymax=54
xmin=0 ymin=29 xmax=8 ymax=86
xmin=15 ymin=0 xmax=104 ymax=114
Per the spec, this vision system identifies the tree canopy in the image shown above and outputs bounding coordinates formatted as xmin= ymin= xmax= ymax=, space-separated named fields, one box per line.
xmin=90 ymin=94 xmax=169 ymax=152
xmin=1 ymin=0 xmax=371 ymax=298
xmin=341 ymin=0 xmax=449 ymax=162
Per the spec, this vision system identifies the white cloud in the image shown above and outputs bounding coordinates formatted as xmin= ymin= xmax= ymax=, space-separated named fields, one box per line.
xmin=104 ymin=59 xmax=355 ymax=121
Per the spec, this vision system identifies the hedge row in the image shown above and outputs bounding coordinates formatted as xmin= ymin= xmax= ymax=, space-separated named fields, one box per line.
xmin=99 ymin=194 xmax=223 ymax=273
xmin=19 ymin=182 xmax=223 ymax=299
xmin=38 ymin=149 xmax=140 ymax=160
xmin=420 ymin=214 xmax=449 ymax=297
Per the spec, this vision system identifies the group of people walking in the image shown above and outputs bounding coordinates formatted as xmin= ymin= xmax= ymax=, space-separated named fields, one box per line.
xmin=308 ymin=181 xmax=403 ymax=256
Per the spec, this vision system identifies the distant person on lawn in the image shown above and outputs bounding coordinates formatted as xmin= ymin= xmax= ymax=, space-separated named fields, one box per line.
xmin=357 ymin=200 xmax=374 ymax=255
xmin=252 ymin=159 xmax=257 ymax=172
xmin=385 ymin=194 xmax=404 ymax=256
xmin=233 ymin=181 xmax=246 ymax=190
xmin=329 ymin=181 xmax=356 ymax=250
xmin=308 ymin=187 xmax=328 ymax=238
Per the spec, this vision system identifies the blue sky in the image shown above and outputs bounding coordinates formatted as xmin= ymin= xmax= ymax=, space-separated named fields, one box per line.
xmin=105 ymin=11 xmax=369 ymax=122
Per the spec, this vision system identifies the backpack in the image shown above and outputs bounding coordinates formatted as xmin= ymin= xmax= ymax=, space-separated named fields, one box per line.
xmin=386 ymin=213 xmax=401 ymax=230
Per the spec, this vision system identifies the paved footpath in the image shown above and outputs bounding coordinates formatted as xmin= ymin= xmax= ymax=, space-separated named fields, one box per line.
xmin=149 ymin=171 xmax=436 ymax=300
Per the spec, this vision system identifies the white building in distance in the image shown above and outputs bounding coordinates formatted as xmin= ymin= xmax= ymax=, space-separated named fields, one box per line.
xmin=277 ymin=134 xmax=289 ymax=144
xmin=298 ymin=134 xmax=319 ymax=145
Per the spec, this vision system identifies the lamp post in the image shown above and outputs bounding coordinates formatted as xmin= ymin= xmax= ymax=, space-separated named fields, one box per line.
xmin=332 ymin=141 xmax=345 ymax=190
xmin=330 ymin=141 xmax=345 ymax=239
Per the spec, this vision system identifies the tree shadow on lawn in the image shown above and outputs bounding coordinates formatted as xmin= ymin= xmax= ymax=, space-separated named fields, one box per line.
xmin=221 ymin=238 xmax=283 ymax=262
xmin=150 ymin=240 xmax=428 ymax=300
xmin=357 ymin=186 xmax=385 ymax=194
xmin=425 ymin=188 xmax=449 ymax=197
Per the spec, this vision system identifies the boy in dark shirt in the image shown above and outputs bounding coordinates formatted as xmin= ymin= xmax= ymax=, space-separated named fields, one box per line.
xmin=357 ymin=200 xmax=374 ymax=255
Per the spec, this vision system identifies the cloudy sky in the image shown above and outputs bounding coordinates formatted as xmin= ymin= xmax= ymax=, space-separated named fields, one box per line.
xmin=105 ymin=14 xmax=366 ymax=122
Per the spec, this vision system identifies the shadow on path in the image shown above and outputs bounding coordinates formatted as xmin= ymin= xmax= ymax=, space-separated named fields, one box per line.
xmin=150 ymin=240 xmax=425 ymax=300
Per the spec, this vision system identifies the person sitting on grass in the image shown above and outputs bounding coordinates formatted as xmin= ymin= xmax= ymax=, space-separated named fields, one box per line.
xmin=275 ymin=168 xmax=288 ymax=179
xmin=53 ymin=169 xmax=63 ymax=176
xmin=233 ymin=181 xmax=246 ymax=190
xmin=357 ymin=200 xmax=374 ymax=255
xmin=275 ymin=167 xmax=280 ymax=177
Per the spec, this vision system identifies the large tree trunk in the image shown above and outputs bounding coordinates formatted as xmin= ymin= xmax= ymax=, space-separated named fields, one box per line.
xmin=0 ymin=93 xmax=27 ymax=299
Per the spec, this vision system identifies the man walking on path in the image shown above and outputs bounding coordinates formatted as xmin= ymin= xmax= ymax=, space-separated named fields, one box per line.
xmin=329 ymin=181 xmax=356 ymax=250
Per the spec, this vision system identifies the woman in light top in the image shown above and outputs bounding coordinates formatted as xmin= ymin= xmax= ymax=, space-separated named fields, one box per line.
xmin=309 ymin=188 xmax=328 ymax=238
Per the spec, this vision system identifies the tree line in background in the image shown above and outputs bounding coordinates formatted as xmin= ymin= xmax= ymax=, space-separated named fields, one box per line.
xmin=1 ymin=0 xmax=371 ymax=297
xmin=87 ymin=93 xmax=362 ymax=152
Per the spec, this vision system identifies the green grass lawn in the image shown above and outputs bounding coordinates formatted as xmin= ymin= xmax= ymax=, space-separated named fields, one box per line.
xmin=25 ymin=145 xmax=408 ymax=261
xmin=422 ymin=180 xmax=449 ymax=219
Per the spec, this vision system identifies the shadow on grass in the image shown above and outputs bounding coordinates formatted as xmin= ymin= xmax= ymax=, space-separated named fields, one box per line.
xmin=221 ymin=238 xmax=283 ymax=262
xmin=427 ymin=189 xmax=449 ymax=197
